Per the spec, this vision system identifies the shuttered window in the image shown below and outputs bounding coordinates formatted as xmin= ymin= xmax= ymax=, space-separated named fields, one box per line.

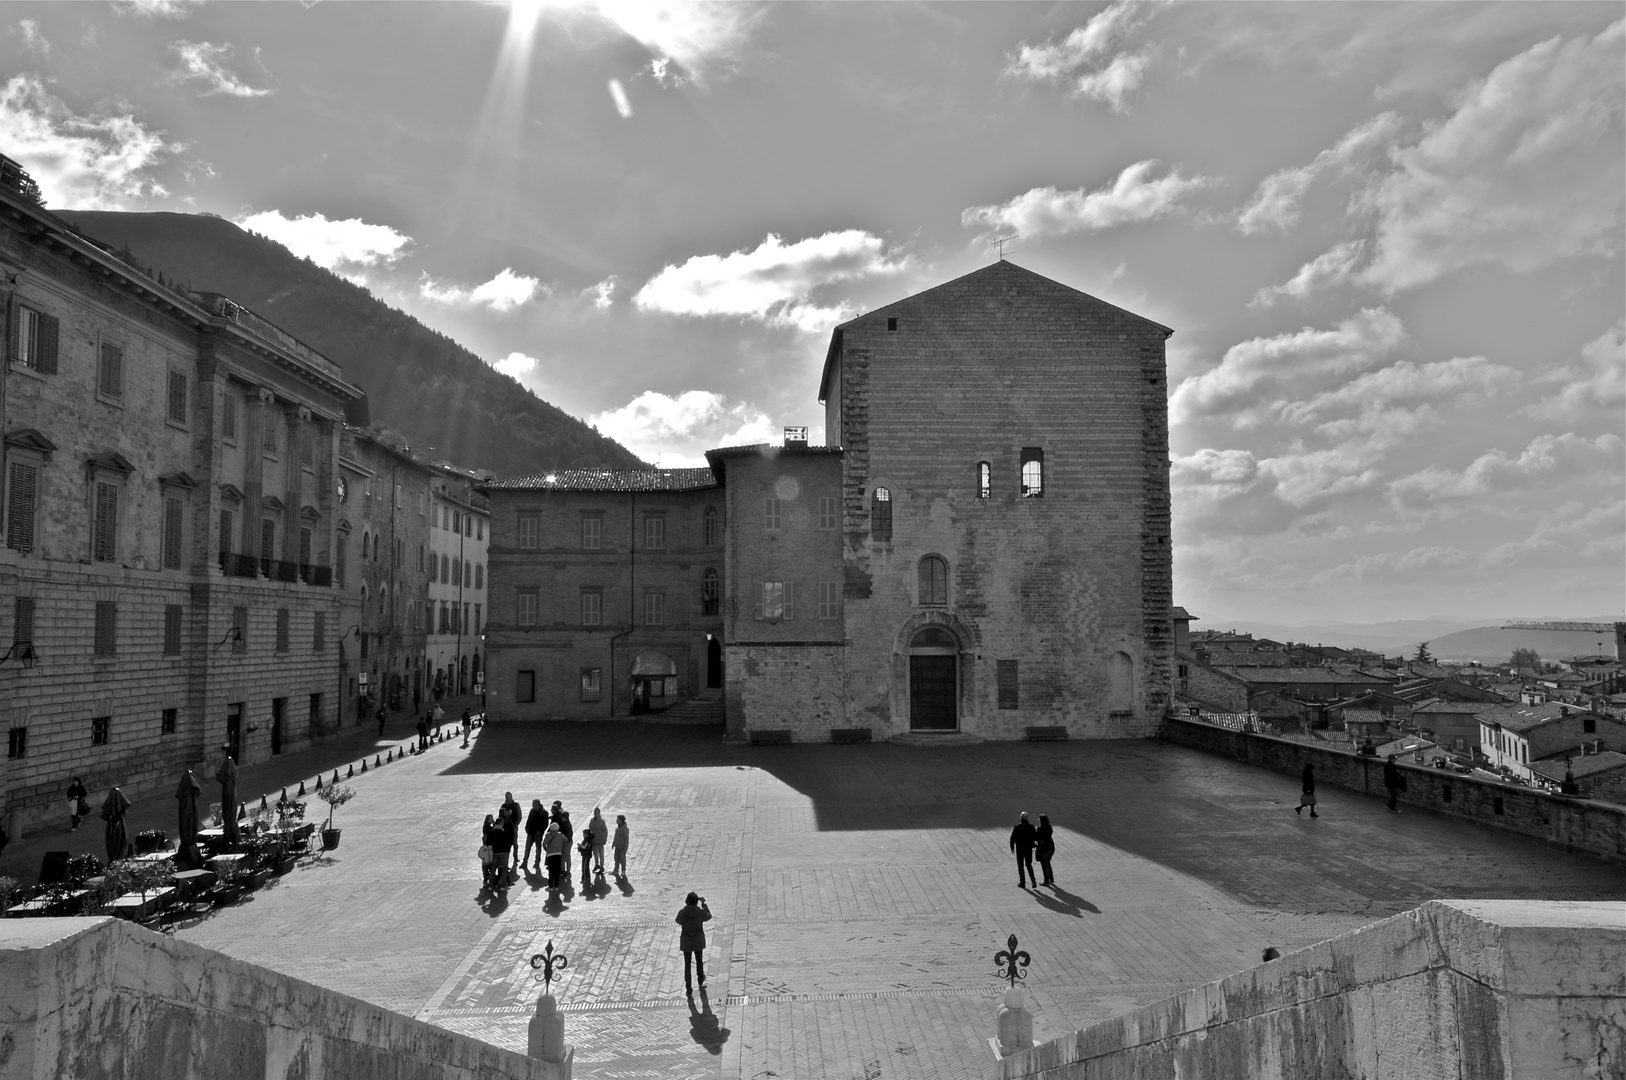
xmin=94 ymin=601 xmax=117 ymax=656
xmin=98 ymin=342 xmax=123 ymax=398
xmin=12 ymin=308 xmax=58 ymax=373
xmin=221 ymin=394 xmax=237 ymax=440
xmin=276 ymin=608 xmax=290 ymax=652
xmin=757 ymin=581 xmax=791 ymax=620
xmin=219 ymin=509 xmax=234 ymax=556
xmin=163 ymin=604 xmax=183 ymax=655
xmin=167 ymin=370 xmax=187 ymax=424
xmin=299 ymin=527 xmax=312 ymax=566
xmin=14 ymin=596 xmax=35 ymax=647
xmin=232 ymin=606 xmax=248 ymax=653
xmin=162 ymin=497 xmax=184 ymax=570
xmin=6 ymin=461 xmax=37 ymax=553
xmin=313 ymin=611 xmax=325 ymax=651
xmin=93 ymin=482 xmax=118 ymax=563
xmin=261 ymin=518 xmax=276 ymax=561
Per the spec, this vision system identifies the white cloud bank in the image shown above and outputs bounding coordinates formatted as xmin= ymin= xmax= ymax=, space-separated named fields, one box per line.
xmin=1236 ymin=113 xmax=1400 ymax=236
xmin=0 ymin=75 xmax=178 ymax=209
xmin=169 ymin=41 xmax=273 ymax=98
xmin=1006 ymin=1 xmax=1155 ymax=110
xmin=633 ymin=230 xmax=909 ymax=332
xmin=492 ymin=351 xmax=537 ymax=378
xmin=591 ymin=1 xmax=759 ymax=84
xmin=1524 ymin=322 xmax=1626 ymax=423
xmin=963 ymin=160 xmax=1213 ymax=243
xmin=235 ymin=209 xmax=412 ymax=270
xmin=419 ymin=267 xmax=545 ymax=312
xmin=590 ymin=390 xmax=775 ymax=466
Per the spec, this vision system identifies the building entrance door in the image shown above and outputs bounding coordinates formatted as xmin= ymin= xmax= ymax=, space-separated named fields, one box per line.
xmin=707 ymin=637 xmax=723 ymax=689
xmin=270 ymin=698 xmax=284 ymax=755
xmin=909 ymin=627 xmax=959 ymax=730
xmin=226 ymin=703 xmax=243 ymax=762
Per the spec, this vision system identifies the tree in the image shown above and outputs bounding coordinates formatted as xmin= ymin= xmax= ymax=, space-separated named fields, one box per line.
xmin=1414 ymin=642 xmax=1434 ymax=664
xmin=1509 ymin=647 xmax=1541 ymax=670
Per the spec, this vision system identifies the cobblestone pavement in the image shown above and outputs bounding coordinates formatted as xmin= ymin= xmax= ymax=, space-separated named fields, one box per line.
xmin=158 ymin=724 xmax=1622 ymax=1080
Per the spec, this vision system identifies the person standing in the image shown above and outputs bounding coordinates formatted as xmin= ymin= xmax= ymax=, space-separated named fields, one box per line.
xmin=675 ymin=892 xmax=712 ymax=993
xmin=66 ymin=777 xmax=88 ymax=831
xmin=588 ymin=808 xmax=609 ymax=875
xmin=552 ymin=801 xmax=574 ymax=874
xmin=543 ymin=822 xmax=565 ymax=891
xmin=500 ymin=792 xmax=522 ymax=876
xmin=101 ymin=786 xmax=131 ymax=864
xmin=612 ymin=814 xmax=630 ymax=876
xmin=460 ymin=708 xmax=473 ymax=748
xmin=415 ymin=714 xmax=429 ymax=751
xmin=489 ymin=809 xmax=514 ymax=888
xmin=577 ymin=832 xmax=595 ymax=891
xmin=523 ymin=799 xmax=548 ymax=873
xmin=432 ymin=701 xmax=445 ymax=739
xmin=479 ymin=814 xmax=499 ymax=889
xmin=377 ymin=702 xmax=388 ymax=737
xmin=1384 ymin=754 xmax=1407 ymax=813
xmin=1009 ymin=811 xmax=1038 ymax=888
xmin=1297 ymin=763 xmax=1319 ymax=818
xmin=1034 ymin=814 xmax=1056 ymax=887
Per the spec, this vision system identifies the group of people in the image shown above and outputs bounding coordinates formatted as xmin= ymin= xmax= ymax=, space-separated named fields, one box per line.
xmin=1007 ymin=811 xmax=1057 ymax=888
xmin=1296 ymin=756 xmax=1410 ymax=818
xmin=480 ymin=795 xmax=629 ymax=893
xmin=413 ymin=706 xmax=476 ymax=750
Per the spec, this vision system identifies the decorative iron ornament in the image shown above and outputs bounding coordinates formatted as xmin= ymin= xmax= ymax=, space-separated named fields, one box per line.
xmin=530 ymin=940 xmax=568 ymax=988
xmin=994 ymin=934 xmax=1029 ymax=987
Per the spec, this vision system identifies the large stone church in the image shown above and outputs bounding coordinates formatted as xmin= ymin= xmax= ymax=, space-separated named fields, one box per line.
xmin=481 ymin=260 xmax=1174 ymax=740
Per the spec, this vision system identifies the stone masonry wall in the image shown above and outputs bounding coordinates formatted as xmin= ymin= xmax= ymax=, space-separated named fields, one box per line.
xmin=726 ymin=644 xmax=847 ymax=740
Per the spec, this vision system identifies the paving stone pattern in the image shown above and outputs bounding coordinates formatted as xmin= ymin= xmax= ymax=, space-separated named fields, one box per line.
xmin=162 ymin=723 xmax=1623 ymax=1080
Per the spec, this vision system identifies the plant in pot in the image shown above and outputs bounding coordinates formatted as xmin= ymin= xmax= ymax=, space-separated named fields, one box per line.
xmin=0 ymin=875 xmax=18 ymax=916
xmin=107 ymin=857 xmax=177 ymax=922
xmin=315 ymin=784 xmax=355 ymax=849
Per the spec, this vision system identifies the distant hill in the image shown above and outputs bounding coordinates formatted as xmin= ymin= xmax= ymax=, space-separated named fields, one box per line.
xmin=1426 ymin=625 xmax=1621 ymax=664
xmin=55 ymin=210 xmax=645 ymax=477
xmin=1219 ymin=617 xmax=1622 ymax=662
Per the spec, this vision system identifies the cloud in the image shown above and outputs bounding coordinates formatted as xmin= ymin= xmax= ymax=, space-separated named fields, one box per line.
xmin=1007 ymin=1 xmax=1155 ymax=109
xmin=1483 ymin=500 xmax=1626 ymax=570
xmin=1250 ymin=240 xmax=1366 ymax=306
xmin=1236 ymin=112 xmax=1400 ymax=235
xmin=1311 ymin=546 xmax=1475 ymax=586
xmin=607 ymin=78 xmax=632 ymax=118
xmin=0 ymin=75 xmax=178 ymax=209
xmin=1523 ymin=321 xmax=1625 ymax=423
xmin=418 ymin=267 xmax=544 ymax=312
xmin=583 ymin=276 xmax=618 ymax=309
xmin=633 ymin=230 xmax=910 ymax=332
xmin=589 ymin=390 xmax=775 ymax=466
xmin=1387 ymin=433 xmax=1624 ymax=509
xmin=15 ymin=19 xmax=50 ymax=55
xmin=168 ymin=41 xmax=274 ymax=98
xmin=962 ymin=160 xmax=1214 ymax=243
xmin=1170 ymin=308 xmax=1406 ymax=427
xmin=235 ymin=209 xmax=412 ymax=270
xmin=1357 ymin=20 xmax=1625 ymax=293
xmin=492 ymin=351 xmax=537 ymax=378
xmin=1279 ymin=354 xmax=1519 ymax=429
xmin=112 ymin=0 xmax=199 ymax=18
xmin=591 ymin=0 xmax=759 ymax=84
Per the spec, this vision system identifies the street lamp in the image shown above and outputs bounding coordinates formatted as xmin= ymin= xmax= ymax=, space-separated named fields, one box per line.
xmin=0 ymin=640 xmax=37 ymax=668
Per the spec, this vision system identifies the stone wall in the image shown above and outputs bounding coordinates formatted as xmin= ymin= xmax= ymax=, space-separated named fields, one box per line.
xmin=0 ymin=917 xmax=562 ymax=1080
xmin=1165 ymin=716 xmax=1626 ymax=862
xmin=726 ymin=643 xmax=847 ymax=740
xmin=995 ymin=899 xmax=1625 ymax=1080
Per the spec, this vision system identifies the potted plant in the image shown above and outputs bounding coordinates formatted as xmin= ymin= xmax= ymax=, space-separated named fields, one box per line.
xmin=315 ymin=784 xmax=355 ymax=849
xmin=106 ymin=858 xmax=177 ymax=922
xmin=0 ymin=875 xmax=18 ymax=916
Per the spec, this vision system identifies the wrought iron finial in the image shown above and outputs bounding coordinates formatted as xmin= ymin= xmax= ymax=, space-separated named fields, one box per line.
xmin=994 ymin=934 xmax=1030 ymax=987
xmin=530 ymin=940 xmax=569 ymax=989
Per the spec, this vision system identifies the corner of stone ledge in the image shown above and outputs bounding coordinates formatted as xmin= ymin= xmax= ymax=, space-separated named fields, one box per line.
xmin=0 ymin=916 xmax=118 ymax=953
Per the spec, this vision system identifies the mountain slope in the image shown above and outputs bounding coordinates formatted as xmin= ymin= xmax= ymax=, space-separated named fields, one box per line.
xmin=56 ymin=210 xmax=645 ymax=476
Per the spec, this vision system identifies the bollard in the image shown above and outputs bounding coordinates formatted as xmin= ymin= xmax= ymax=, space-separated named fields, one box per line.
xmin=527 ymin=992 xmax=572 ymax=1072
xmin=375 ymin=755 xmax=382 ymax=767
xmin=237 ymin=802 xmax=247 ymax=821
xmin=298 ymin=781 xmax=306 ymax=796
xmin=347 ymin=764 xmax=354 ymax=779
xmin=360 ymin=760 xmax=367 ymax=773
xmin=332 ymin=770 xmax=340 ymax=785
xmin=995 ymin=986 xmax=1034 ymax=1057
xmin=260 ymin=795 xmax=268 ymax=810
xmin=314 ymin=775 xmax=322 ymax=791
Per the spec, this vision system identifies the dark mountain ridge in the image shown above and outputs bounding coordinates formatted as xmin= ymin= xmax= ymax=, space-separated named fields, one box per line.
xmin=55 ymin=210 xmax=645 ymax=476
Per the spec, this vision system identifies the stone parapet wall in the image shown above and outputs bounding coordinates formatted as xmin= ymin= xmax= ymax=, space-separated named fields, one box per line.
xmin=0 ymin=917 xmax=561 ymax=1080
xmin=1164 ymin=716 xmax=1626 ymax=862
xmin=996 ymin=899 xmax=1625 ymax=1080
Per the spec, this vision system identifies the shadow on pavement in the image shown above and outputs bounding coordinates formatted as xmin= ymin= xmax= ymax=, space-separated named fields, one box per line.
xmin=1028 ymin=884 xmax=1100 ymax=917
xmin=687 ymin=988 xmax=728 ymax=1054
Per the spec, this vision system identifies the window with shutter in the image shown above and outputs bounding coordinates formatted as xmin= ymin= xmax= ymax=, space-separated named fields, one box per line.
xmin=997 ymin=661 xmax=1020 ymax=709
xmin=14 ymin=596 xmax=35 ymax=646
xmin=163 ymin=604 xmax=183 ymax=655
xmin=35 ymin=312 xmax=57 ymax=373
xmin=219 ymin=509 xmax=234 ymax=556
xmin=818 ymin=496 xmax=838 ymax=530
xmin=93 ymin=482 xmax=118 ymax=562
xmin=764 ymin=497 xmax=782 ymax=530
xmin=475 ymin=564 xmax=483 ymax=589
xmin=163 ymin=497 xmax=184 ymax=570
xmin=762 ymin=581 xmax=784 ymax=620
xmin=580 ymin=514 xmax=600 ymax=550
xmin=580 ymin=589 xmax=601 ymax=626
xmin=13 ymin=309 xmax=58 ymax=373
xmin=261 ymin=518 xmax=276 ymax=562
xmin=644 ymin=591 xmax=664 ymax=626
xmin=221 ymin=395 xmax=237 ymax=440
xmin=336 ymin=535 xmax=347 ymax=586
xmin=263 ymin=419 xmax=278 ymax=454
xmin=818 ymin=581 xmax=839 ymax=619
xmin=517 ymin=589 xmax=538 ymax=625
xmin=300 ymin=527 xmax=312 ymax=566
xmin=233 ymin=606 xmax=248 ymax=653
xmin=94 ymin=601 xmax=117 ymax=656
xmin=98 ymin=342 xmax=123 ymax=398
xmin=314 ymin=611 xmax=325 ymax=651
xmin=276 ymin=608 xmax=290 ymax=652
xmin=6 ymin=461 xmax=37 ymax=553
xmin=167 ymin=371 xmax=187 ymax=424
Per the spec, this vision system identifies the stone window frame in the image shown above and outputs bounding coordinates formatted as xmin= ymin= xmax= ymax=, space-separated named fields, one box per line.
xmin=4 ymin=429 xmax=55 ymax=556
xmin=918 ymin=554 xmax=949 ymax=607
xmin=870 ymin=486 xmax=893 ymax=544
xmin=581 ymin=512 xmax=603 ymax=551
xmin=517 ymin=587 xmax=540 ymax=626
xmin=91 ymin=715 xmax=111 ymax=746
xmin=817 ymin=580 xmax=839 ymax=620
xmin=161 ymin=708 xmax=178 ymax=735
xmin=166 ymin=368 xmax=189 ymax=429
xmin=10 ymin=302 xmax=59 ymax=375
xmin=87 ymin=452 xmax=135 ymax=565
xmin=220 ymin=391 xmax=238 ymax=444
xmin=159 ymin=471 xmax=196 ymax=572
xmin=817 ymin=496 xmax=838 ymax=530
xmin=275 ymin=607 xmax=291 ymax=653
xmin=518 ymin=512 xmax=540 ymax=550
xmin=93 ymin=598 xmax=118 ymax=658
xmin=643 ymin=589 xmax=665 ymax=627
xmin=763 ymin=496 xmax=782 ymax=531
xmin=1020 ymin=447 xmax=1045 ymax=499
xmin=516 ymin=669 xmax=537 ymax=704
xmin=96 ymin=334 xmax=125 ymax=405
xmin=997 ymin=660 xmax=1019 ymax=709
xmin=702 ymin=505 xmax=720 ymax=547
xmin=643 ymin=513 xmax=666 ymax=551
xmin=162 ymin=603 xmax=184 ymax=656
xmin=756 ymin=580 xmax=791 ymax=622
xmin=580 ymin=667 xmax=602 ymax=702
xmin=580 ymin=587 xmax=603 ymax=627
xmin=701 ymin=567 xmax=720 ymax=615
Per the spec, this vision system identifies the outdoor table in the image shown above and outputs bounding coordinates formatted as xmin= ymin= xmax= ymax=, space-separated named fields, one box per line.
xmin=130 ymin=851 xmax=174 ymax=865
xmin=108 ymin=887 xmax=176 ymax=921
xmin=169 ymin=869 xmax=217 ymax=898
xmin=5 ymin=899 xmax=53 ymax=918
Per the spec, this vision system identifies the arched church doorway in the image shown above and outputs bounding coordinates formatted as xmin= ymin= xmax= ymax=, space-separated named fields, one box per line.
xmin=909 ymin=627 xmax=959 ymax=730
xmin=1107 ymin=651 xmax=1134 ymax=714
xmin=706 ymin=637 xmax=723 ymax=689
xmin=631 ymin=650 xmax=677 ymax=714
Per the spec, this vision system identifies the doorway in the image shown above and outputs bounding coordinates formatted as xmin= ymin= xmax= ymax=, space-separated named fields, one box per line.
xmin=630 ymin=650 xmax=677 ymax=714
xmin=270 ymin=697 xmax=285 ymax=755
xmin=226 ymin=702 xmax=243 ymax=762
xmin=707 ymin=637 xmax=723 ymax=689
xmin=908 ymin=627 xmax=959 ymax=730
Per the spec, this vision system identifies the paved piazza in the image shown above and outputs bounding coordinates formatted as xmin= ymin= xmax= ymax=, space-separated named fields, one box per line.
xmin=169 ymin=723 xmax=1622 ymax=1080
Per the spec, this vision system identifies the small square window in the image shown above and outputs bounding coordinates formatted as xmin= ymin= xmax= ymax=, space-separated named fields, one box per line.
xmin=161 ymin=708 xmax=177 ymax=734
xmin=91 ymin=716 xmax=110 ymax=746
xmin=886 ymin=317 xmax=898 ymax=331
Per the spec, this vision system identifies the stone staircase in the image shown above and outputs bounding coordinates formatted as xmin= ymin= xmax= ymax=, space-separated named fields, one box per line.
xmin=648 ymin=692 xmax=724 ymax=725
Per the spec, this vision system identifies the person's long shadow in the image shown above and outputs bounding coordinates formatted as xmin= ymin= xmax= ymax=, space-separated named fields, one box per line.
xmin=479 ymin=886 xmax=509 ymax=917
xmin=543 ymin=889 xmax=569 ymax=918
xmin=1027 ymin=883 xmax=1100 ymax=917
xmin=687 ymin=988 xmax=729 ymax=1054
xmin=615 ymin=873 xmax=635 ymax=897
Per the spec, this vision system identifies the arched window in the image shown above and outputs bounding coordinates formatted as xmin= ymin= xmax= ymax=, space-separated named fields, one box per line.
xmin=703 ymin=506 xmax=719 ymax=547
xmin=977 ymin=461 xmax=991 ymax=499
xmin=361 ymin=531 xmax=370 ymax=564
xmin=918 ymin=555 xmax=948 ymax=606
xmin=1020 ymin=448 xmax=1044 ymax=499
xmin=871 ymin=486 xmax=893 ymax=543
xmin=701 ymin=567 xmax=720 ymax=615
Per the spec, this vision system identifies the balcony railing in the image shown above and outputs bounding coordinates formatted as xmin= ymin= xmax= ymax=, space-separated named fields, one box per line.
xmin=301 ymin=563 xmax=333 ymax=587
xmin=220 ymin=552 xmax=259 ymax=580
xmin=218 ymin=552 xmax=333 ymax=587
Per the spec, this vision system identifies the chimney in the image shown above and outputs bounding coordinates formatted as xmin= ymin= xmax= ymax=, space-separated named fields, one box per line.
xmin=1560 ymin=705 xmax=1569 ymax=717
xmin=783 ymin=425 xmax=808 ymax=448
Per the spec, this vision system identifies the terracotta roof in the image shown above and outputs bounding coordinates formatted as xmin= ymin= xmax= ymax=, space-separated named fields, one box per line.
xmin=1529 ymin=751 xmax=1626 ymax=782
xmin=481 ymin=467 xmax=717 ymax=493
xmin=1474 ymin=702 xmax=1601 ymax=733
xmin=1411 ymin=701 xmax=1488 ymax=714
xmin=1216 ymin=666 xmax=1393 ymax=684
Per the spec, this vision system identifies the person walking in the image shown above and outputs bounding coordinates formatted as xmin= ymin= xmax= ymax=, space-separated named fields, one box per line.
xmin=543 ymin=822 xmax=565 ymax=891
xmin=523 ymin=799 xmax=548 ymax=873
xmin=1009 ymin=811 xmax=1038 ymax=888
xmin=588 ymin=807 xmax=609 ymax=876
xmin=66 ymin=777 xmax=88 ymax=831
xmin=415 ymin=714 xmax=428 ymax=751
xmin=675 ymin=892 xmax=712 ymax=994
xmin=612 ymin=814 xmax=630 ymax=876
xmin=500 ymin=791 xmax=522 ymax=876
xmin=552 ymin=801 xmax=574 ymax=874
xmin=432 ymin=701 xmax=445 ymax=739
xmin=1034 ymin=813 xmax=1056 ymax=887
xmin=460 ymin=708 xmax=473 ymax=748
xmin=101 ymin=786 xmax=131 ymax=864
xmin=377 ymin=701 xmax=388 ymax=737
xmin=1297 ymin=763 xmax=1319 ymax=818
xmin=1384 ymin=754 xmax=1407 ymax=813
xmin=479 ymin=814 xmax=499 ymax=889
xmin=489 ymin=808 xmax=515 ymax=888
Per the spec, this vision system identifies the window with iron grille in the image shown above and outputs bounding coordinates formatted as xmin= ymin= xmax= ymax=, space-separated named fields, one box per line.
xmin=260 ymin=518 xmax=276 ymax=562
xmin=580 ymin=589 xmax=602 ymax=626
xmin=870 ymin=487 xmax=892 ymax=542
xmin=1020 ymin=448 xmax=1044 ymax=498
xmin=163 ymin=496 xmax=184 ymax=570
xmin=818 ymin=496 xmax=838 ymax=530
xmin=94 ymin=601 xmax=117 ymax=656
xmin=93 ymin=482 xmax=118 ymax=562
xmin=221 ymin=394 xmax=237 ymax=440
xmin=167 ymin=370 xmax=187 ymax=424
xmin=703 ymin=506 xmax=719 ymax=546
xmin=98 ymin=342 xmax=123 ymax=399
xmin=6 ymin=461 xmax=38 ymax=553
xmin=276 ymin=608 xmax=290 ymax=652
xmin=517 ymin=669 xmax=536 ymax=703
xmin=518 ymin=513 xmax=540 ymax=549
xmin=12 ymin=307 xmax=58 ymax=373
xmin=918 ymin=555 xmax=948 ymax=606
xmin=997 ymin=661 xmax=1019 ymax=709
xmin=232 ymin=606 xmax=248 ymax=653
xmin=313 ymin=611 xmax=325 ymax=651
xmin=701 ymin=568 xmax=719 ymax=615
xmin=161 ymin=708 xmax=177 ymax=734
xmin=14 ymin=596 xmax=34 ymax=647
xmin=580 ymin=668 xmax=602 ymax=702
xmin=163 ymin=604 xmax=183 ymax=655
xmin=91 ymin=716 xmax=110 ymax=745
xmin=6 ymin=726 xmax=25 ymax=760
xmin=818 ymin=581 xmax=839 ymax=619
xmin=764 ymin=497 xmax=782 ymax=530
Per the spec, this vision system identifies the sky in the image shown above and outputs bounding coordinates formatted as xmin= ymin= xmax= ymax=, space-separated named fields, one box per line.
xmin=1 ymin=1 xmax=1621 ymax=626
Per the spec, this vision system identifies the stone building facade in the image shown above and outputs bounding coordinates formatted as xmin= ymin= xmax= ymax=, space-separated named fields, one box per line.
xmin=424 ymin=464 xmax=489 ymax=702
xmin=482 ymin=262 xmax=1175 ymax=740
xmin=0 ymin=168 xmax=363 ymax=835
